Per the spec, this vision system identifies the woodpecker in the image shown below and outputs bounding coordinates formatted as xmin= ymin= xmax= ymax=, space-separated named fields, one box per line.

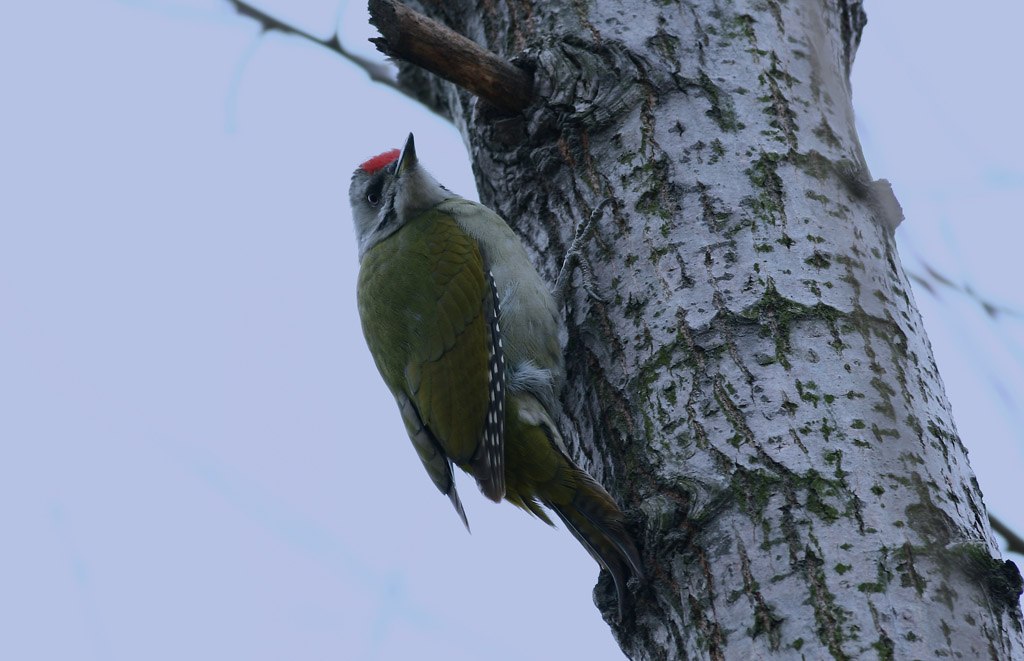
xmin=349 ymin=133 xmax=642 ymax=615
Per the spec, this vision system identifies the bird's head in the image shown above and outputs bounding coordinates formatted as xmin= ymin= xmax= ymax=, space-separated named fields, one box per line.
xmin=349 ymin=133 xmax=452 ymax=260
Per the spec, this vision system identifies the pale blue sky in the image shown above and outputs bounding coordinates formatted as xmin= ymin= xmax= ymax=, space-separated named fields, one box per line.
xmin=2 ymin=2 xmax=1021 ymax=660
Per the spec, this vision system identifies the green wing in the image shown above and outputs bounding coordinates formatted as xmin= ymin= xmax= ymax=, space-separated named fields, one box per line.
xmin=357 ymin=209 xmax=505 ymax=521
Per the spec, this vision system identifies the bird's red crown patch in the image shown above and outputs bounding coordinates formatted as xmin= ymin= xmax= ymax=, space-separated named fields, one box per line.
xmin=360 ymin=149 xmax=400 ymax=174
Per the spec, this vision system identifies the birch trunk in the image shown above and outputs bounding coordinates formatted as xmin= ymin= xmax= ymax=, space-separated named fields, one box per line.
xmin=395 ymin=0 xmax=1024 ymax=658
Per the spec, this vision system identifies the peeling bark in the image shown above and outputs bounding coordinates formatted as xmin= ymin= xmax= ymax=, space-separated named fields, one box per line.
xmin=396 ymin=0 xmax=1024 ymax=658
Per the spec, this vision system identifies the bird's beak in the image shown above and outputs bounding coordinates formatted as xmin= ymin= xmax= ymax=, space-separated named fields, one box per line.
xmin=395 ymin=133 xmax=417 ymax=176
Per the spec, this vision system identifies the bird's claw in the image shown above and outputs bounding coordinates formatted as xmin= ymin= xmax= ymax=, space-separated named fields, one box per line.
xmin=554 ymin=197 xmax=614 ymax=308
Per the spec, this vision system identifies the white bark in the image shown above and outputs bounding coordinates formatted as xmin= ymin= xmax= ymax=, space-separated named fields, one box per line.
xmin=399 ymin=0 xmax=1024 ymax=658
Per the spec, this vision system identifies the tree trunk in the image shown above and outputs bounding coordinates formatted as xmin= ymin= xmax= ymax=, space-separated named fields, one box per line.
xmin=396 ymin=0 xmax=1024 ymax=658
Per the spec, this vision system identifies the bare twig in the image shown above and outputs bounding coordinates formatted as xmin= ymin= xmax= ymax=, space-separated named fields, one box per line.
xmin=990 ymin=513 xmax=1024 ymax=557
xmin=368 ymin=0 xmax=533 ymax=113
xmin=908 ymin=262 xmax=1022 ymax=320
xmin=224 ymin=0 xmax=434 ymax=113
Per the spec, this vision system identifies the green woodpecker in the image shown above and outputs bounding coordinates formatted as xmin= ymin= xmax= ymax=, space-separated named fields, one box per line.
xmin=349 ymin=133 xmax=642 ymax=614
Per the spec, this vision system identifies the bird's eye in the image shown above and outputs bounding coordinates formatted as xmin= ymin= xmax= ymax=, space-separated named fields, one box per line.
xmin=367 ymin=193 xmax=381 ymax=207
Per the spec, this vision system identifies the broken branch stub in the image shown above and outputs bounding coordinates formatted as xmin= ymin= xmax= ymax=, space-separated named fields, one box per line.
xmin=368 ymin=0 xmax=533 ymax=113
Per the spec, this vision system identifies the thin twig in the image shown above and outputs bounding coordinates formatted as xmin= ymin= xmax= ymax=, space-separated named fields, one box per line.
xmin=990 ymin=513 xmax=1024 ymax=557
xmin=224 ymin=0 xmax=441 ymax=116
xmin=908 ymin=263 xmax=1022 ymax=320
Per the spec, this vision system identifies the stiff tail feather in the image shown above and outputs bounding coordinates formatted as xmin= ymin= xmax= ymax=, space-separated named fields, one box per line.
xmin=546 ymin=468 xmax=643 ymax=619
xmin=502 ymin=393 xmax=643 ymax=617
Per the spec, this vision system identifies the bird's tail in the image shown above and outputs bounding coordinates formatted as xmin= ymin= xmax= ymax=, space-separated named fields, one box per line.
xmin=503 ymin=394 xmax=643 ymax=617
xmin=545 ymin=466 xmax=644 ymax=618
